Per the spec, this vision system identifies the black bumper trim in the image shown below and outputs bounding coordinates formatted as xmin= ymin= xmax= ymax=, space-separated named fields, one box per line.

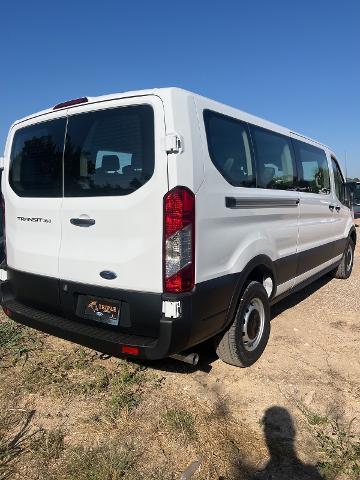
xmin=1 ymin=297 xmax=186 ymax=360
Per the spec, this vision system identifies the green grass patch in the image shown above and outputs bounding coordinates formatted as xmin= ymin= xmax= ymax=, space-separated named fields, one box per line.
xmin=107 ymin=366 xmax=144 ymax=416
xmin=301 ymin=406 xmax=360 ymax=479
xmin=0 ymin=317 xmax=43 ymax=363
xmin=48 ymin=443 xmax=135 ymax=480
xmin=163 ymin=408 xmax=197 ymax=442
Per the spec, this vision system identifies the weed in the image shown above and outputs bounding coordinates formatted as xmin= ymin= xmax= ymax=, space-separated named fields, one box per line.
xmin=31 ymin=428 xmax=65 ymax=462
xmin=0 ymin=320 xmax=22 ymax=350
xmin=163 ymin=408 xmax=198 ymax=442
xmin=0 ymin=404 xmax=36 ymax=478
xmin=22 ymin=358 xmax=72 ymax=394
xmin=80 ymin=366 xmax=110 ymax=395
xmin=0 ymin=317 xmax=42 ymax=363
xmin=107 ymin=367 xmax=143 ymax=416
xmin=49 ymin=443 xmax=135 ymax=480
xmin=301 ymin=406 xmax=360 ymax=479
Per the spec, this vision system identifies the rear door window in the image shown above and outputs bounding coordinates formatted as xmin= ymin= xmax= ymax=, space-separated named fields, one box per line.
xmin=293 ymin=140 xmax=330 ymax=194
xmin=64 ymin=104 xmax=154 ymax=197
xmin=250 ymin=126 xmax=297 ymax=190
xmin=9 ymin=118 xmax=66 ymax=197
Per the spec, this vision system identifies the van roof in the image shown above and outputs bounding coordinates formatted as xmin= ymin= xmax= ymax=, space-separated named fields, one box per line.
xmin=12 ymin=86 xmax=330 ymax=151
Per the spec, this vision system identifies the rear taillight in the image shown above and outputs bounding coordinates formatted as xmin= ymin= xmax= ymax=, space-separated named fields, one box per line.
xmin=1 ymin=195 xmax=6 ymax=263
xmin=163 ymin=187 xmax=195 ymax=293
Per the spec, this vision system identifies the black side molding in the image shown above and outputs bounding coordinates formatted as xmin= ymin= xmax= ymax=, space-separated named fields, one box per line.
xmin=225 ymin=197 xmax=300 ymax=209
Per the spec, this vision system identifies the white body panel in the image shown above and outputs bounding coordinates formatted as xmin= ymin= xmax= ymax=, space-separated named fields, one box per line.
xmin=58 ymin=96 xmax=168 ymax=292
xmin=3 ymin=109 xmax=68 ymax=278
xmin=194 ymin=96 xmax=300 ymax=285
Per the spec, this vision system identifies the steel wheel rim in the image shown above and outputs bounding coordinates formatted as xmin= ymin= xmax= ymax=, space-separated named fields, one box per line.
xmin=346 ymin=244 xmax=353 ymax=270
xmin=241 ymin=297 xmax=265 ymax=352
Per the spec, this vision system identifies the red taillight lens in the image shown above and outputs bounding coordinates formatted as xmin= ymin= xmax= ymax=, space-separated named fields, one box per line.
xmin=163 ymin=187 xmax=195 ymax=293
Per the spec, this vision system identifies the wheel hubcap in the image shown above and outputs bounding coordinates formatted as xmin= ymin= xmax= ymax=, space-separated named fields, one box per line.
xmin=242 ymin=297 xmax=265 ymax=352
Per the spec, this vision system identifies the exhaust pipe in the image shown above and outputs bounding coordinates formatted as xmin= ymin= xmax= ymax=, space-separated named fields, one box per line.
xmin=170 ymin=352 xmax=199 ymax=366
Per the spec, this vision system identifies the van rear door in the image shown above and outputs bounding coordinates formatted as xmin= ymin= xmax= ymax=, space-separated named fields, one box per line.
xmin=58 ymin=96 xmax=168 ymax=297
xmin=6 ymin=111 xmax=67 ymax=313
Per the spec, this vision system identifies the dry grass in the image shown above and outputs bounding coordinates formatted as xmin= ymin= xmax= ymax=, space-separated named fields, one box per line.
xmin=300 ymin=405 xmax=360 ymax=479
xmin=0 ymin=316 xmax=263 ymax=480
xmin=1 ymin=313 xmax=359 ymax=479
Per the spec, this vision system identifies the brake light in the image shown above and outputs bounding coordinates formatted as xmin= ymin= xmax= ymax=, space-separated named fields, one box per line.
xmin=1 ymin=195 xmax=6 ymax=263
xmin=163 ymin=187 xmax=195 ymax=293
xmin=53 ymin=97 xmax=88 ymax=110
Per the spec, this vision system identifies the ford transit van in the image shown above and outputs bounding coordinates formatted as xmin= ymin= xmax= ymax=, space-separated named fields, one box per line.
xmin=0 ymin=88 xmax=356 ymax=367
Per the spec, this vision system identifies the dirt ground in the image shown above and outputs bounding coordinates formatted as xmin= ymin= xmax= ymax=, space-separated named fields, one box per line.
xmin=0 ymin=222 xmax=359 ymax=479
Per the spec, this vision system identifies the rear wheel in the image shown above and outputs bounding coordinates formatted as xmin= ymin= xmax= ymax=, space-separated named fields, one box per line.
xmin=334 ymin=238 xmax=355 ymax=279
xmin=215 ymin=281 xmax=270 ymax=367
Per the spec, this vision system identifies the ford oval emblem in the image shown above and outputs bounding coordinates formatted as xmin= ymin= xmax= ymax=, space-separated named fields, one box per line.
xmin=100 ymin=270 xmax=117 ymax=280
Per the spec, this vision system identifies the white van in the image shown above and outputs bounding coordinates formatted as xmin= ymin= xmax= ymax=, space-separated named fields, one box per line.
xmin=0 ymin=88 xmax=356 ymax=367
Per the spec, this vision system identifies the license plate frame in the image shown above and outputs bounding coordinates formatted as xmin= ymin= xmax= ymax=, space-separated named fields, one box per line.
xmin=80 ymin=296 xmax=121 ymax=326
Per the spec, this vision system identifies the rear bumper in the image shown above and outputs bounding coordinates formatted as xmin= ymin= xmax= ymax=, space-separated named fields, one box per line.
xmin=0 ymin=269 xmax=237 ymax=360
xmin=0 ymin=299 xmax=188 ymax=360
xmin=0 ymin=282 xmax=194 ymax=360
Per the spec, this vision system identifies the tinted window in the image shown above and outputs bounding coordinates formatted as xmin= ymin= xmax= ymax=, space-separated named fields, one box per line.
xmin=9 ymin=118 xmax=66 ymax=197
xmin=331 ymin=157 xmax=346 ymax=204
xmin=64 ymin=105 xmax=154 ymax=197
xmin=293 ymin=140 xmax=330 ymax=194
xmin=349 ymin=183 xmax=360 ymax=204
xmin=204 ymin=110 xmax=255 ymax=187
xmin=250 ymin=126 xmax=296 ymax=190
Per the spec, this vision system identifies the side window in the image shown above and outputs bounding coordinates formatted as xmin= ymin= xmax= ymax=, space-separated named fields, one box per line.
xmin=293 ymin=140 xmax=330 ymax=194
xmin=64 ymin=105 xmax=154 ymax=197
xmin=250 ymin=126 xmax=296 ymax=190
xmin=203 ymin=110 xmax=255 ymax=187
xmin=331 ymin=157 xmax=346 ymax=204
xmin=9 ymin=118 xmax=66 ymax=197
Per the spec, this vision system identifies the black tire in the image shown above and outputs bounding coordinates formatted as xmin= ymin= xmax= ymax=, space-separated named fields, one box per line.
xmin=334 ymin=238 xmax=355 ymax=279
xmin=215 ymin=281 xmax=271 ymax=367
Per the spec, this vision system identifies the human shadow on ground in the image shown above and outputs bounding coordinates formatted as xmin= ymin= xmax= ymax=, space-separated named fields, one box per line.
xmin=243 ymin=406 xmax=325 ymax=480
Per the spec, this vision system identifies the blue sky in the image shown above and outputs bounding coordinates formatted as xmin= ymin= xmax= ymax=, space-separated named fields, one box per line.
xmin=1 ymin=0 xmax=359 ymax=177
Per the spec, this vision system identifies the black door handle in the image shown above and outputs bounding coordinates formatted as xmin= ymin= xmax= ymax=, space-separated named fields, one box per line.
xmin=329 ymin=205 xmax=335 ymax=211
xmin=70 ymin=218 xmax=95 ymax=227
xmin=335 ymin=206 xmax=341 ymax=212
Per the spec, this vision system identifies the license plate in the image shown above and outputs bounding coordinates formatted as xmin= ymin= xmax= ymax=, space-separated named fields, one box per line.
xmin=83 ymin=298 xmax=120 ymax=326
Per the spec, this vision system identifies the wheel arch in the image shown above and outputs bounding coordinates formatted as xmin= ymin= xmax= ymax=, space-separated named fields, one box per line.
xmin=222 ymin=255 xmax=277 ymax=331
